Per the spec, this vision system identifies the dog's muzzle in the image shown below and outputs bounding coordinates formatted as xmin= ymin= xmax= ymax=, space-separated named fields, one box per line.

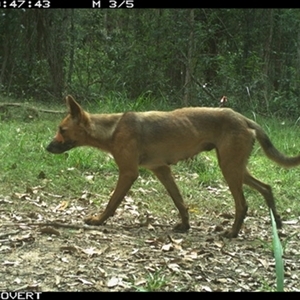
xmin=46 ymin=140 xmax=76 ymax=154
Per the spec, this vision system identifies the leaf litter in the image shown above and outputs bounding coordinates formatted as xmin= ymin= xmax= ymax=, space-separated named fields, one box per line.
xmin=0 ymin=183 xmax=300 ymax=292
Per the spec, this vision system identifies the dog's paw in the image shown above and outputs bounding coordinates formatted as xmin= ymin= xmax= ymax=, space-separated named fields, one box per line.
xmin=173 ymin=223 xmax=190 ymax=232
xmin=84 ymin=215 xmax=104 ymax=226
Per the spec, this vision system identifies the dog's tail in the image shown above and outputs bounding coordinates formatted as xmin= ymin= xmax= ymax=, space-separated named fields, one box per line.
xmin=246 ymin=118 xmax=300 ymax=168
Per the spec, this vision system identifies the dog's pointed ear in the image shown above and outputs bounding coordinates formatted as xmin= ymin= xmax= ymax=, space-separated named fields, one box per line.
xmin=66 ymin=95 xmax=82 ymax=119
xmin=66 ymin=95 xmax=89 ymax=124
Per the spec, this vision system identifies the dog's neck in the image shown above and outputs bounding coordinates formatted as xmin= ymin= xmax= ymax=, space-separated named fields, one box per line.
xmin=85 ymin=113 xmax=123 ymax=152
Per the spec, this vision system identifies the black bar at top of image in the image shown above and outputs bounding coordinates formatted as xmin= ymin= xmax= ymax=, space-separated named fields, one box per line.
xmin=46 ymin=1 xmax=260 ymax=9
xmin=48 ymin=0 xmax=200 ymax=9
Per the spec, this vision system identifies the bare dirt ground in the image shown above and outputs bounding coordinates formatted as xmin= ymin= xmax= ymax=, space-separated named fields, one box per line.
xmin=1 ymin=185 xmax=300 ymax=292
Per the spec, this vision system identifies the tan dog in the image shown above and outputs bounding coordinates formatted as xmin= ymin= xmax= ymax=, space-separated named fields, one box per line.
xmin=46 ymin=95 xmax=300 ymax=238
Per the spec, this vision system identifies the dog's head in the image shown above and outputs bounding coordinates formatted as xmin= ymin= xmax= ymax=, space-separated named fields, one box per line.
xmin=46 ymin=95 xmax=90 ymax=154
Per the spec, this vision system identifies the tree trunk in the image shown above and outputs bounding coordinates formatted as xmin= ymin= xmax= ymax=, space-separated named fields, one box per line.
xmin=36 ymin=10 xmax=66 ymax=99
xmin=263 ymin=9 xmax=274 ymax=108
xmin=183 ymin=9 xmax=195 ymax=106
xmin=0 ymin=43 xmax=9 ymax=89
xmin=67 ymin=9 xmax=75 ymax=87
xmin=297 ymin=30 xmax=300 ymax=85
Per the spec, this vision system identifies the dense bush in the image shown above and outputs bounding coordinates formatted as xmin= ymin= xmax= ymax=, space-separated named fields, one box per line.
xmin=1 ymin=9 xmax=300 ymax=116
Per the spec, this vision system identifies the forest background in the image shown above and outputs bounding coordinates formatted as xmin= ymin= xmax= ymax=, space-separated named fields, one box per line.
xmin=1 ymin=8 xmax=300 ymax=116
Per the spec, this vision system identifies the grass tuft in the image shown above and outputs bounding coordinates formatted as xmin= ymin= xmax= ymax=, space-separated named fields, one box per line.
xmin=270 ymin=210 xmax=284 ymax=292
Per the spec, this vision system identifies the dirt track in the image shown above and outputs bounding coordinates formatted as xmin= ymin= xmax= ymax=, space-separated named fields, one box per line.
xmin=1 ymin=188 xmax=300 ymax=292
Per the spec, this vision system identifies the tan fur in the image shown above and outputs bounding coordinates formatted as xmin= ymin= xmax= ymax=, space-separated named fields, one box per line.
xmin=46 ymin=95 xmax=300 ymax=238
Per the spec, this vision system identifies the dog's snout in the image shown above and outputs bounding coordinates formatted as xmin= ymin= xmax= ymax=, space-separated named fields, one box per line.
xmin=46 ymin=140 xmax=62 ymax=154
xmin=46 ymin=139 xmax=76 ymax=154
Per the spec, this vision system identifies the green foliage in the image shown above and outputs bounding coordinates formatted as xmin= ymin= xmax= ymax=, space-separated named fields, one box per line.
xmin=1 ymin=9 xmax=300 ymax=115
xmin=131 ymin=269 xmax=168 ymax=292
xmin=270 ymin=210 xmax=284 ymax=292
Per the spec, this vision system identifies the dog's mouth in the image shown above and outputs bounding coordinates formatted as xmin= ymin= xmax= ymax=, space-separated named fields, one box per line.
xmin=46 ymin=140 xmax=76 ymax=154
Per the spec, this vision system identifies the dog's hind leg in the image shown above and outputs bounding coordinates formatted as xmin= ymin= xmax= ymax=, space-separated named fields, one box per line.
xmin=216 ymin=145 xmax=250 ymax=238
xmin=222 ymin=172 xmax=248 ymax=238
xmin=151 ymin=165 xmax=190 ymax=232
xmin=243 ymin=169 xmax=282 ymax=229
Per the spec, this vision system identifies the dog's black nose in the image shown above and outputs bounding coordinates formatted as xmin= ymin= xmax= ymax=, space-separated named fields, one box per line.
xmin=46 ymin=142 xmax=58 ymax=153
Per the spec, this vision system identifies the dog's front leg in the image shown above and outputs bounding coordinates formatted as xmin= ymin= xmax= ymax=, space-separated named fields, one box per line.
xmin=84 ymin=169 xmax=139 ymax=225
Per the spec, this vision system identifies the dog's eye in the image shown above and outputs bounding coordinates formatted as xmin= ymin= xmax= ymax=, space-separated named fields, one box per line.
xmin=59 ymin=126 xmax=66 ymax=134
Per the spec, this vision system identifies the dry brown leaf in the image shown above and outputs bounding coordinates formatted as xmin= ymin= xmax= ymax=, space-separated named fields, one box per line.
xmin=78 ymin=246 xmax=109 ymax=257
xmin=78 ymin=277 xmax=94 ymax=285
xmin=60 ymin=257 xmax=69 ymax=263
xmin=202 ymin=286 xmax=212 ymax=292
xmin=55 ymin=201 xmax=69 ymax=210
xmin=107 ymin=277 xmax=121 ymax=288
xmin=40 ymin=227 xmax=60 ymax=236
xmin=257 ymin=258 xmax=269 ymax=269
xmin=85 ymin=175 xmax=94 ymax=181
xmin=2 ymin=261 xmax=16 ymax=266
xmin=161 ymin=243 xmax=174 ymax=252
xmin=167 ymin=235 xmax=183 ymax=244
xmin=167 ymin=263 xmax=180 ymax=273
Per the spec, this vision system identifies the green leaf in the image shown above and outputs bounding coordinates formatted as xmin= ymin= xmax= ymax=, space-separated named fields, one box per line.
xmin=270 ymin=209 xmax=284 ymax=292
